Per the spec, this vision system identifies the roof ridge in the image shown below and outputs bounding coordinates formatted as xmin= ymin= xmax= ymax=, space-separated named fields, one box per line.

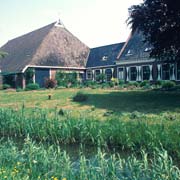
xmin=117 ymin=32 xmax=133 ymax=59
xmin=5 ymin=23 xmax=55 ymax=45
xmin=91 ymin=42 xmax=125 ymax=49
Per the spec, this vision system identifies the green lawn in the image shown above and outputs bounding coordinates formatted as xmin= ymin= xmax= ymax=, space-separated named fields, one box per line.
xmin=1 ymin=88 xmax=180 ymax=115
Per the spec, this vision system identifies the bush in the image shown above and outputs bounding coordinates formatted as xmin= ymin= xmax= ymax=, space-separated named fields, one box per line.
xmin=119 ymin=80 xmax=125 ymax=85
xmin=55 ymin=71 xmax=78 ymax=87
xmin=45 ymin=78 xmax=57 ymax=89
xmin=25 ymin=83 xmax=40 ymax=91
xmin=155 ymin=80 xmax=163 ymax=87
xmin=132 ymin=82 xmax=139 ymax=87
xmin=140 ymin=80 xmax=150 ymax=87
xmin=108 ymin=81 xmax=115 ymax=88
xmin=162 ymin=81 xmax=176 ymax=90
xmin=96 ymin=74 xmax=106 ymax=83
xmin=83 ymin=80 xmax=96 ymax=88
xmin=73 ymin=91 xmax=88 ymax=102
xmin=16 ymin=87 xmax=23 ymax=92
xmin=3 ymin=84 xmax=11 ymax=89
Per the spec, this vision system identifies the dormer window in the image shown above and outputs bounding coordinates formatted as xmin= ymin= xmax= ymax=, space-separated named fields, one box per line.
xmin=125 ymin=49 xmax=133 ymax=56
xmin=101 ymin=56 xmax=108 ymax=61
xmin=144 ymin=47 xmax=152 ymax=52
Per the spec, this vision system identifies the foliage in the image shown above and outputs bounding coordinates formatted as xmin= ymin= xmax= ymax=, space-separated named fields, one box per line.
xmin=44 ymin=78 xmax=57 ymax=89
xmin=140 ymin=80 xmax=150 ymax=87
xmin=73 ymin=91 xmax=88 ymax=102
xmin=128 ymin=0 xmax=180 ymax=60
xmin=162 ymin=81 xmax=176 ymax=90
xmin=119 ymin=80 xmax=125 ymax=86
xmin=95 ymin=73 xmax=106 ymax=83
xmin=55 ymin=71 xmax=78 ymax=87
xmin=110 ymin=78 xmax=119 ymax=87
xmin=3 ymin=74 xmax=15 ymax=88
xmin=25 ymin=83 xmax=40 ymax=91
xmin=24 ymin=68 xmax=34 ymax=85
xmin=0 ymin=139 xmax=179 ymax=180
xmin=0 ymin=108 xmax=180 ymax=159
xmin=155 ymin=80 xmax=164 ymax=87
xmin=16 ymin=87 xmax=24 ymax=92
xmin=2 ymin=84 xmax=11 ymax=89
xmin=83 ymin=80 xmax=97 ymax=88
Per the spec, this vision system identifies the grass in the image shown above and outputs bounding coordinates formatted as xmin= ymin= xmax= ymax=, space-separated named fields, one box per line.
xmin=0 ymin=107 xmax=180 ymax=160
xmin=0 ymin=138 xmax=179 ymax=180
xmin=0 ymin=88 xmax=180 ymax=114
xmin=0 ymin=88 xmax=180 ymax=179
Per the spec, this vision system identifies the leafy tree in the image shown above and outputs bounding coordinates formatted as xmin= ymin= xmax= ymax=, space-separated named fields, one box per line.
xmin=128 ymin=0 xmax=180 ymax=60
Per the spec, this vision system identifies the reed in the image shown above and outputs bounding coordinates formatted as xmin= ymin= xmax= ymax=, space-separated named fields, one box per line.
xmin=0 ymin=138 xmax=179 ymax=180
xmin=0 ymin=107 xmax=180 ymax=159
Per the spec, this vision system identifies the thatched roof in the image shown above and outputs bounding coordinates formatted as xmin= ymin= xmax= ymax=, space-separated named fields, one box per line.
xmin=0 ymin=22 xmax=90 ymax=73
xmin=87 ymin=43 xmax=125 ymax=68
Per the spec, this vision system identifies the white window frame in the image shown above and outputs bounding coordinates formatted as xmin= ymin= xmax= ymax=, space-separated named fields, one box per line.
xmin=105 ymin=68 xmax=112 ymax=82
xmin=141 ymin=65 xmax=151 ymax=81
xmin=118 ymin=67 xmax=125 ymax=80
xmin=86 ymin=70 xmax=93 ymax=80
xmin=129 ymin=66 xmax=138 ymax=82
xmin=95 ymin=69 xmax=101 ymax=81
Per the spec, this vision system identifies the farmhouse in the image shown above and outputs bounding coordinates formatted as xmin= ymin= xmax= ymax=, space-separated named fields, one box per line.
xmin=0 ymin=20 xmax=180 ymax=88
xmin=0 ymin=20 xmax=90 ymax=88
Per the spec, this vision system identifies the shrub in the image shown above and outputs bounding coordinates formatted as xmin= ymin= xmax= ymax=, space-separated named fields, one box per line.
xmin=96 ymin=74 xmax=106 ymax=83
xmin=155 ymin=80 xmax=163 ymax=87
xmin=83 ymin=80 xmax=96 ymax=88
xmin=108 ymin=81 xmax=115 ymax=87
xmin=111 ymin=78 xmax=119 ymax=86
xmin=132 ymin=82 xmax=139 ymax=87
xmin=16 ymin=87 xmax=23 ymax=92
xmin=45 ymin=78 xmax=57 ymax=89
xmin=24 ymin=68 xmax=34 ymax=85
xmin=3 ymin=84 xmax=11 ymax=89
xmin=25 ymin=83 xmax=40 ymax=91
xmin=73 ymin=91 xmax=88 ymax=102
xmin=55 ymin=71 xmax=78 ymax=87
xmin=140 ymin=80 xmax=150 ymax=87
xmin=119 ymin=80 xmax=125 ymax=85
xmin=162 ymin=81 xmax=176 ymax=90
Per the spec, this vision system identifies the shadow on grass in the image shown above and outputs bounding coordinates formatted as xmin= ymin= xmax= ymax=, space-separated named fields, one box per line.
xmin=79 ymin=90 xmax=180 ymax=114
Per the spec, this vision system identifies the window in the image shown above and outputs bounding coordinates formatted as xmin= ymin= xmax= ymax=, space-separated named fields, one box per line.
xmin=118 ymin=67 xmax=124 ymax=80
xmin=177 ymin=62 xmax=180 ymax=80
xmin=129 ymin=67 xmax=137 ymax=81
xmin=101 ymin=56 xmax=108 ymax=61
xmin=144 ymin=47 xmax=152 ymax=52
xmin=142 ymin=66 xmax=150 ymax=80
xmin=95 ymin=70 xmax=101 ymax=81
xmin=162 ymin=64 xmax=170 ymax=80
xmin=105 ymin=69 xmax=112 ymax=81
xmin=125 ymin=50 xmax=133 ymax=56
xmin=86 ymin=70 xmax=93 ymax=80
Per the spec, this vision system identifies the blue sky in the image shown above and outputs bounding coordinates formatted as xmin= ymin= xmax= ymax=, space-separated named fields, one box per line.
xmin=0 ymin=0 xmax=142 ymax=47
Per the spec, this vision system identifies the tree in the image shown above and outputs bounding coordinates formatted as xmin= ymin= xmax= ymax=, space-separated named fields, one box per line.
xmin=128 ymin=0 xmax=180 ymax=60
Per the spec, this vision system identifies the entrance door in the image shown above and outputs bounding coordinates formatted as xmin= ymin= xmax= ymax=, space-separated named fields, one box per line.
xmin=35 ymin=68 xmax=50 ymax=87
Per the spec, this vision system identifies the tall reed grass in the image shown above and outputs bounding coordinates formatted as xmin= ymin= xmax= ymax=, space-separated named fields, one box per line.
xmin=0 ymin=107 xmax=180 ymax=158
xmin=0 ymin=138 xmax=179 ymax=180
